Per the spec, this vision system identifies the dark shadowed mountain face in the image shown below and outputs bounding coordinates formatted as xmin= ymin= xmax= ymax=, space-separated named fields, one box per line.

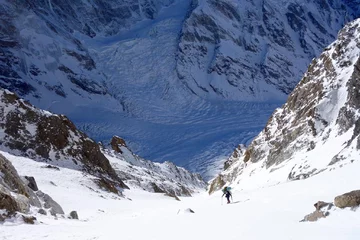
xmin=0 ymin=0 xmax=359 ymax=179
xmin=209 ymin=18 xmax=360 ymax=193
xmin=177 ymin=0 xmax=360 ymax=101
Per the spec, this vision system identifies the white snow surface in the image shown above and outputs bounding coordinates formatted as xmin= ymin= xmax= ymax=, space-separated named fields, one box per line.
xmin=1 ymin=151 xmax=360 ymax=239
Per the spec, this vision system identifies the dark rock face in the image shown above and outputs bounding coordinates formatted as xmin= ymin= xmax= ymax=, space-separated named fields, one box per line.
xmin=334 ymin=190 xmax=360 ymax=209
xmin=24 ymin=176 xmax=38 ymax=192
xmin=0 ymin=89 xmax=128 ymax=191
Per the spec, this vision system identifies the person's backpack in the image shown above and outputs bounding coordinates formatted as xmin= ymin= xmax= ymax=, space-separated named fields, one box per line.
xmin=222 ymin=186 xmax=232 ymax=194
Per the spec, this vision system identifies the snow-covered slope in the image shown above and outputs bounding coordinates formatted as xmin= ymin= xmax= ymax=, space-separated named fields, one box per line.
xmin=1 ymin=0 xmax=359 ymax=179
xmin=1 ymin=150 xmax=360 ymax=239
xmin=209 ymin=18 xmax=360 ymax=192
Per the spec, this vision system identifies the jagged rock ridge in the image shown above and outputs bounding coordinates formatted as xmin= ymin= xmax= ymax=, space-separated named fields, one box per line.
xmin=105 ymin=136 xmax=206 ymax=198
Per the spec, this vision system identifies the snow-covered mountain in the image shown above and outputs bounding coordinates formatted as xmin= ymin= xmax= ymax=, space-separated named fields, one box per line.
xmin=177 ymin=0 xmax=359 ymax=101
xmin=0 ymin=88 xmax=128 ymax=193
xmin=0 ymin=0 xmax=359 ymax=178
xmin=209 ymin=18 xmax=360 ymax=193
xmin=0 ymin=88 xmax=205 ymax=202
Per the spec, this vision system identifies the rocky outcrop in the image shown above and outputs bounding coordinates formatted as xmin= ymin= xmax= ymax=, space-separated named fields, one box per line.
xmin=0 ymin=89 xmax=128 ymax=192
xmin=334 ymin=190 xmax=360 ymax=209
xmin=302 ymin=190 xmax=360 ymax=222
xmin=301 ymin=201 xmax=333 ymax=222
xmin=111 ymin=136 xmax=127 ymax=153
xmin=0 ymin=154 xmax=38 ymax=222
xmin=224 ymin=144 xmax=246 ymax=170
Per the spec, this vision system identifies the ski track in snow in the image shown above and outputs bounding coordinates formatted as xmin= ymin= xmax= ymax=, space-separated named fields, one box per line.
xmin=1 ymin=152 xmax=360 ymax=239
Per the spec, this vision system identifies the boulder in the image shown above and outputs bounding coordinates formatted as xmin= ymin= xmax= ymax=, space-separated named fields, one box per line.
xmin=69 ymin=211 xmax=79 ymax=219
xmin=15 ymin=194 xmax=31 ymax=213
xmin=184 ymin=208 xmax=195 ymax=213
xmin=178 ymin=208 xmax=195 ymax=214
xmin=0 ymin=190 xmax=19 ymax=213
xmin=24 ymin=176 xmax=38 ymax=191
xmin=36 ymin=191 xmax=64 ymax=216
xmin=22 ymin=215 xmax=36 ymax=224
xmin=334 ymin=190 xmax=360 ymax=208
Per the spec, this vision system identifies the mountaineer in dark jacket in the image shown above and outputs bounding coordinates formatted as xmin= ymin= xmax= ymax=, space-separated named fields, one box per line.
xmin=222 ymin=186 xmax=232 ymax=204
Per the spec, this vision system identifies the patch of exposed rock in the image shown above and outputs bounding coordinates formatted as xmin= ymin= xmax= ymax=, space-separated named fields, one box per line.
xmin=301 ymin=201 xmax=333 ymax=222
xmin=302 ymin=190 xmax=360 ymax=222
xmin=111 ymin=136 xmax=127 ymax=154
xmin=0 ymin=154 xmax=43 ymax=222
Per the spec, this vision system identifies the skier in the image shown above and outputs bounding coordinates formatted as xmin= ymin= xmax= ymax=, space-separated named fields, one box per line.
xmin=222 ymin=186 xmax=232 ymax=204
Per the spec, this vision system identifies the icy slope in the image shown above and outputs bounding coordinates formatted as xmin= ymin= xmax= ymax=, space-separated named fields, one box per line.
xmin=1 ymin=151 xmax=360 ymax=239
xmin=210 ymin=18 xmax=360 ymax=192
